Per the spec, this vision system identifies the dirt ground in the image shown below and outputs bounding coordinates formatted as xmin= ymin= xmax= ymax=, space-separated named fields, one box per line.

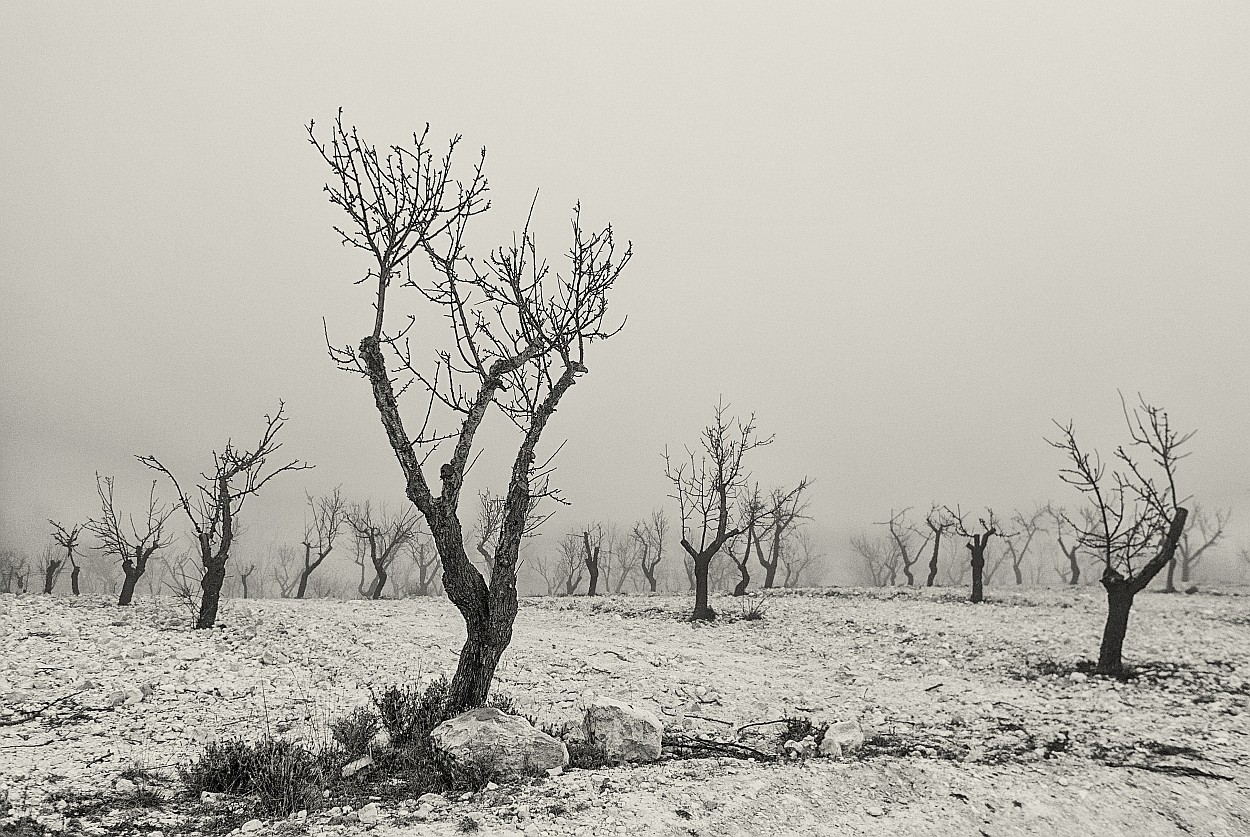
xmin=1 ymin=585 xmax=1248 ymax=836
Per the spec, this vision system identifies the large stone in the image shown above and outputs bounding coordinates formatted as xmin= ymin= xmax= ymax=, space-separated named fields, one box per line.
xmin=818 ymin=719 xmax=865 ymax=758
xmin=430 ymin=708 xmax=567 ymax=778
xmin=582 ymin=697 xmax=663 ymax=763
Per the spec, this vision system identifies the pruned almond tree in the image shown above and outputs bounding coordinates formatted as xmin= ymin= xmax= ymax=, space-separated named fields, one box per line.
xmin=947 ymin=507 xmax=1002 ymax=603
xmin=755 ymin=480 xmax=811 ymax=588
xmin=1047 ymin=505 xmax=1088 ymax=585
xmin=349 ymin=501 xmax=420 ymax=600
xmin=850 ymin=531 xmax=899 ymax=586
xmin=1003 ymin=506 xmax=1047 ymax=585
xmin=731 ymin=486 xmax=763 ymax=597
xmin=296 ymin=489 xmax=347 ymax=599
xmin=1049 ymin=395 xmax=1190 ymax=675
xmin=879 ymin=508 xmax=930 ymax=587
xmin=87 ymin=475 xmax=175 ymax=606
xmin=632 ymin=511 xmax=667 ymax=593
xmin=666 ymin=402 xmax=770 ymax=620
xmin=580 ymin=525 xmax=605 ymax=596
xmin=1167 ymin=504 xmax=1229 ymax=591
xmin=49 ymin=521 xmax=86 ymax=596
xmin=923 ymin=505 xmax=956 ymax=587
xmin=0 ymin=550 xmax=30 ymax=594
xmin=140 ymin=403 xmax=310 ymax=628
xmin=781 ymin=528 xmax=821 ymax=587
xmin=405 ymin=535 xmax=442 ymax=596
xmin=310 ymin=113 xmax=630 ymax=712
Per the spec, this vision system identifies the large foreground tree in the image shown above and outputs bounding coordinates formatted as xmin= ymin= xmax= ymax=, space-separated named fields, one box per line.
xmin=140 ymin=404 xmax=310 ymax=628
xmin=1049 ymin=396 xmax=1190 ymax=675
xmin=310 ymin=113 xmax=630 ymax=712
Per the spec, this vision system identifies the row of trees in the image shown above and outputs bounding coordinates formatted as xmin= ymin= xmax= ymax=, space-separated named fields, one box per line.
xmin=851 ymin=502 xmax=1229 ymax=594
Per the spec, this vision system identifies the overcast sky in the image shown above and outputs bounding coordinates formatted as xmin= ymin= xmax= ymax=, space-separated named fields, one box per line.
xmin=2 ymin=3 xmax=1248 ymax=570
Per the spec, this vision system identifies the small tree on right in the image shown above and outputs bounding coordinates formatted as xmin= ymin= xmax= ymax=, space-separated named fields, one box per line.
xmin=666 ymin=402 xmax=770 ymax=621
xmin=1049 ymin=395 xmax=1190 ymax=676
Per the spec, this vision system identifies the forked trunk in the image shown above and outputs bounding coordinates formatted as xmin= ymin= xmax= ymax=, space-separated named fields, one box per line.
xmin=43 ymin=560 xmax=62 ymax=594
xmin=446 ymin=618 xmax=510 ymax=715
xmin=733 ymin=560 xmax=749 ymax=596
xmin=1097 ymin=581 xmax=1134 ymax=675
xmin=641 ymin=563 xmax=658 ymax=593
xmin=586 ymin=561 xmax=599 ymax=596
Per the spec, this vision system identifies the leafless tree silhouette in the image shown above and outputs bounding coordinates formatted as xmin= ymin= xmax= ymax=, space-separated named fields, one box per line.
xmin=924 ymin=505 xmax=957 ymax=587
xmin=140 ymin=403 xmax=310 ymax=628
xmin=666 ymin=402 xmax=770 ymax=620
xmin=580 ymin=525 xmax=605 ymax=596
xmin=1003 ymin=506 xmax=1047 ymax=586
xmin=1167 ymin=504 xmax=1229 ymax=591
xmin=879 ymin=508 xmax=930 ymax=587
xmin=632 ymin=511 xmax=668 ymax=593
xmin=755 ymin=481 xmax=811 ymax=588
xmin=348 ymin=502 xmax=420 ymax=599
xmin=851 ymin=531 xmax=898 ymax=587
xmin=49 ymin=521 xmax=86 ymax=596
xmin=1049 ymin=395 xmax=1190 ymax=675
xmin=297 ymin=489 xmax=347 ymax=599
xmin=310 ymin=113 xmax=629 ymax=711
xmin=948 ymin=507 xmax=1002 ymax=603
xmin=87 ymin=475 xmax=175 ymax=605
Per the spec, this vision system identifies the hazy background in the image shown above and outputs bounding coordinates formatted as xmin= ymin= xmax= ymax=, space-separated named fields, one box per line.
xmin=3 ymin=3 xmax=1248 ymax=587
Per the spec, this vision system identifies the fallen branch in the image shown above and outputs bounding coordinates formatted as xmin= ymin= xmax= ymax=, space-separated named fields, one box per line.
xmin=663 ymin=733 xmax=776 ymax=762
xmin=0 ymin=690 xmax=85 ymax=727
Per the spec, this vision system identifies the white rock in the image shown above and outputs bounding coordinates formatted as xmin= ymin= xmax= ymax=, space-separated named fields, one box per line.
xmin=431 ymin=708 xmax=567 ymax=778
xmin=114 ymin=778 xmax=137 ymax=794
xmin=818 ymin=720 xmax=865 ymax=758
xmin=357 ymin=802 xmax=380 ymax=824
xmin=341 ymin=754 xmax=374 ymax=778
xmin=582 ymin=698 xmax=663 ymax=763
xmin=176 ymin=647 xmax=203 ymax=661
xmin=241 ymin=819 xmax=262 ymax=832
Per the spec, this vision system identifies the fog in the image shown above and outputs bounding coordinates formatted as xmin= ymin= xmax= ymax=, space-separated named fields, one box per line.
xmin=3 ymin=3 xmax=1248 ymax=589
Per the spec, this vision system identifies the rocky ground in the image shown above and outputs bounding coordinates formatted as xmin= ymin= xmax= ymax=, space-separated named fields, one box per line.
xmin=1 ymin=585 xmax=1248 ymax=836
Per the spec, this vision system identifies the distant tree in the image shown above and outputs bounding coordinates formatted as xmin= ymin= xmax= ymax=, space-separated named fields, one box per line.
xmin=1168 ymin=504 xmax=1229 ymax=591
xmin=87 ymin=475 xmax=175 ymax=606
xmin=49 ymin=521 xmax=86 ymax=596
xmin=755 ymin=481 xmax=811 ymax=588
xmin=1049 ymin=395 xmax=1190 ymax=675
xmin=850 ymin=531 xmax=899 ymax=587
xmin=0 ymin=550 xmax=30 ymax=594
xmin=948 ymin=507 xmax=1001 ymax=603
xmin=238 ymin=563 xmax=258 ymax=599
xmin=404 ymin=535 xmax=442 ymax=596
xmin=580 ymin=525 xmax=605 ymax=596
xmin=780 ymin=528 xmax=821 ymax=587
xmin=666 ymin=402 xmax=770 ymax=620
xmin=924 ymin=505 xmax=956 ymax=587
xmin=632 ymin=511 xmax=667 ymax=593
xmin=140 ymin=403 xmax=311 ymax=628
xmin=605 ymin=526 xmax=635 ymax=594
xmin=731 ymin=486 xmax=763 ymax=596
xmin=296 ymin=488 xmax=347 ymax=599
xmin=556 ymin=534 xmax=586 ymax=596
xmin=1047 ymin=505 xmax=1087 ymax=585
xmin=269 ymin=544 xmax=301 ymax=598
xmin=310 ymin=113 xmax=629 ymax=712
xmin=1003 ymin=506 xmax=1047 ymax=586
xmin=349 ymin=502 xmax=420 ymax=600
xmin=879 ymin=508 xmax=930 ymax=587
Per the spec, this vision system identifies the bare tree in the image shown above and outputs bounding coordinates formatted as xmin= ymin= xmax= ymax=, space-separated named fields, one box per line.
xmin=924 ymin=505 xmax=956 ymax=587
xmin=36 ymin=544 xmax=65 ymax=595
xmin=579 ymin=525 xmax=604 ymax=596
xmin=632 ymin=511 xmax=667 ymax=593
xmin=1167 ymin=504 xmax=1229 ymax=591
xmin=780 ymin=527 xmax=821 ymax=587
xmin=605 ymin=526 xmax=635 ymax=594
xmin=294 ymin=489 xmax=347 ymax=599
xmin=269 ymin=544 xmax=301 ymax=598
xmin=666 ymin=403 xmax=770 ymax=620
xmin=1048 ymin=505 xmax=1087 ymax=585
xmin=756 ymin=481 xmax=811 ymax=588
xmin=140 ymin=403 xmax=311 ymax=628
xmin=349 ymin=502 xmax=420 ymax=599
xmin=1049 ymin=395 xmax=1190 ymax=675
xmin=555 ymin=533 xmax=586 ymax=595
xmin=879 ymin=508 xmax=930 ymax=587
xmin=1003 ymin=506 xmax=1047 ymax=586
xmin=850 ymin=531 xmax=899 ymax=587
xmin=238 ymin=563 xmax=258 ymax=599
xmin=731 ymin=487 xmax=763 ymax=596
xmin=405 ymin=535 xmax=442 ymax=596
xmin=87 ymin=475 xmax=175 ymax=606
xmin=49 ymin=521 xmax=86 ymax=596
xmin=948 ymin=507 xmax=1002 ymax=603
xmin=0 ymin=550 xmax=30 ymax=594
xmin=310 ymin=113 xmax=629 ymax=711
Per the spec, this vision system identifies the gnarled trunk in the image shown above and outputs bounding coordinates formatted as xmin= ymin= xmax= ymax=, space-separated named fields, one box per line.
xmin=925 ymin=530 xmax=942 ymax=587
xmin=692 ymin=553 xmax=716 ymax=620
xmin=969 ymin=549 xmax=985 ymax=603
xmin=198 ymin=556 xmax=227 ymax=629
xmin=42 ymin=560 xmax=62 ymax=595
xmin=1097 ymin=580 xmax=1134 ymax=674
xmin=118 ymin=570 xmax=140 ymax=606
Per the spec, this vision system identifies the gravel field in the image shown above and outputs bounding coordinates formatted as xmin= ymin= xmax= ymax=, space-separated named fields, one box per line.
xmin=2 ymin=586 xmax=1248 ymax=836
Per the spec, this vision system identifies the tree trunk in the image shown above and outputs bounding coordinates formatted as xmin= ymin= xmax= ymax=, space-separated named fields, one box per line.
xmin=586 ymin=560 xmax=599 ymax=596
xmin=1164 ymin=556 xmax=1177 ymax=592
xmin=1012 ymin=561 xmax=1023 ymax=586
xmin=197 ymin=558 xmax=227 ymax=629
xmin=1180 ymin=554 xmax=1193 ymax=584
xmin=42 ymin=561 xmax=61 ymax=594
xmin=1067 ymin=549 xmax=1081 ymax=585
xmin=641 ymin=563 xmax=658 ymax=593
xmin=692 ymin=554 xmax=716 ymax=620
xmin=118 ymin=570 xmax=140 ymax=606
xmin=733 ymin=560 xmax=749 ymax=596
xmin=902 ymin=558 xmax=914 ymax=586
xmin=1097 ymin=581 xmax=1134 ymax=675
xmin=70 ymin=565 xmax=81 ymax=596
xmin=969 ymin=548 xmax=985 ymax=603
xmin=925 ymin=530 xmax=942 ymax=587
xmin=446 ymin=617 xmax=509 ymax=715
xmin=371 ymin=567 xmax=386 ymax=600
xmin=296 ymin=569 xmax=311 ymax=599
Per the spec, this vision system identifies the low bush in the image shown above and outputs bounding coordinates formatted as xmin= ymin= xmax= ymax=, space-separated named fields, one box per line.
xmin=180 ymin=737 xmax=329 ymax=815
xmin=331 ymin=706 xmax=380 ymax=757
